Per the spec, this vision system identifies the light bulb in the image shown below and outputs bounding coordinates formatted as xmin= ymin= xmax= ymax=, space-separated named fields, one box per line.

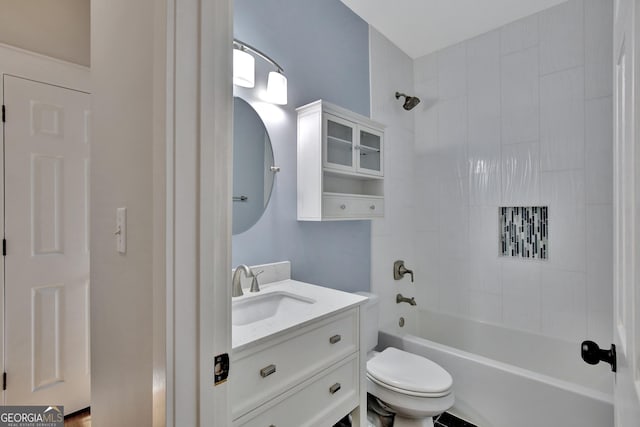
xmin=266 ymin=71 xmax=287 ymax=105
xmin=233 ymin=49 xmax=255 ymax=88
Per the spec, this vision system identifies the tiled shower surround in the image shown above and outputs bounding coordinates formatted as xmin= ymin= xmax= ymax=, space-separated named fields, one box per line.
xmin=371 ymin=0 xmax=613 ymax=345
xmin=500 ymin=207 xmax=548 ymax=259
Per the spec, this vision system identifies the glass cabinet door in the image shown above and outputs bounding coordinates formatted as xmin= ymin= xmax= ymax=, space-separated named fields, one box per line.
xmin=324 ymin=114 xmax=355 ymax=171
xmin=357 ymin=126 xmax=383 ymax=176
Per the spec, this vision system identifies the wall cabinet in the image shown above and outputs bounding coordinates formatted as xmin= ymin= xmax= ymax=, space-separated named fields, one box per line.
xmin=297 ymin=100 xmax=385 ymax=221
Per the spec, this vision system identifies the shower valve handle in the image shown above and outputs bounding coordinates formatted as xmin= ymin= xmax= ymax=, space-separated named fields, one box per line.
xmin=393 ymin=260 xmax=414 ymax=282
xmin=581 ymin=340 xmax=616 ymax=372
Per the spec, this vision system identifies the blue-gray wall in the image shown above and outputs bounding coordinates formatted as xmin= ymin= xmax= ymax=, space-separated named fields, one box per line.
xmin=233 ymin=0 xmax=371 ymax=292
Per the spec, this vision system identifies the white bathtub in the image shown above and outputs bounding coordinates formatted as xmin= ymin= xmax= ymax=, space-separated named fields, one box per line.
xmin=377 ymin=310 xmax=614 ymax=427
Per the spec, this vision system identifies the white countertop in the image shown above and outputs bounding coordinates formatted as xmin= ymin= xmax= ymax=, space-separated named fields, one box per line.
xmin=232 ymin=279 xmax=367 ymax=352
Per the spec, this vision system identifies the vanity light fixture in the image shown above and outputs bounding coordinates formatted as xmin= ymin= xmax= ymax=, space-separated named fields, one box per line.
xmin=233 ymin=39 xmax=288 ymax=105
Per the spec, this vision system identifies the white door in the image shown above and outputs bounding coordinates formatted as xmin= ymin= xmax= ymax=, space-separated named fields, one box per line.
xmin=613 ymin=0 xmax=640 ymax=425
xmin=2 ymin=75 xmax=90 ymax=413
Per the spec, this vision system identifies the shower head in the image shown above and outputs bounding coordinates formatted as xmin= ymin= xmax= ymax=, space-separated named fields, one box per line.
xmin=395 ymin=92 xmax=421 ymax=111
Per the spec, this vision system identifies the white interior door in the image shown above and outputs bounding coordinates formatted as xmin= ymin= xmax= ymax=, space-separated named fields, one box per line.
xmin=2 ymin=75 xmax=90 ymax=413
xmin=613 ymin=0 xmax=640 ymax=425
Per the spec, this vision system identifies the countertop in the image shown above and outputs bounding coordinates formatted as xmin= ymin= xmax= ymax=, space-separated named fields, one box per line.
xmin=232 ymin=279 xmax=367 ymax=352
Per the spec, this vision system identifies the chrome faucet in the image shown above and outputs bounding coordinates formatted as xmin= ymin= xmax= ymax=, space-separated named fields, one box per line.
xmin=232 ymin=264 xmax=254 ymax=297
xmin=396 ymin=293 xmax=417 ymax=306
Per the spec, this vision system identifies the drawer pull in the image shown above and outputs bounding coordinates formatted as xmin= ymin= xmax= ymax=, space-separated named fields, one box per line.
xmin=370 ymin=204 xmax=376 ymax=210
xmin=260 ymin=364 xmax=276 ymax=378
xmin=329 ymin=334 xmax=342 ymax=344
xmin=329 ymin=383 xmax=341 ymax=394
xmin=340 ymin=204 xmax=346 ymax=210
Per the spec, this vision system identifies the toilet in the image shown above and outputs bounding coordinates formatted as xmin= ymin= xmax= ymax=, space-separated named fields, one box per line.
xmin=357 ymin=292 xmax=454 ymax=427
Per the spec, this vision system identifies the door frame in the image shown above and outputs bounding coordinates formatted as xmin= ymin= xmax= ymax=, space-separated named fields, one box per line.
xmin=0 ymin=42 xmax=90 ymax=406
xmin=163 ymin=0 xmax=233 ymax=425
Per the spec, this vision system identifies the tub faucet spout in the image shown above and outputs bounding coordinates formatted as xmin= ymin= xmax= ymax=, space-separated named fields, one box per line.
xmin=396 ymin=293 xmax=417 ymax=306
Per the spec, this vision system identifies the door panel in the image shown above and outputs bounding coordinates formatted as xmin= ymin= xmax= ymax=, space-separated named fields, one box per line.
xmin=3 ymin=75 xmax=90 ymax=413
xmin=324 ymin=113 xmax=356 ymax=172
xmin=356 ymin=125 xmax=383 ymax=176
xmin=613 ymin=0 xmax=640 ymax=424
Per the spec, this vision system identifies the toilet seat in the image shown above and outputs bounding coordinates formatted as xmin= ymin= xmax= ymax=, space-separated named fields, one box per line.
xmin=367 ymin=347 xmax=453 ymax=397
xmin=367 ymin=373 xmax=450 ymax=398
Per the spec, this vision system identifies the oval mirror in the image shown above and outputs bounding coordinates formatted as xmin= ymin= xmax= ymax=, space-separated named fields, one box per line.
xmin=233 ymin=97 xmax=276 ymax=235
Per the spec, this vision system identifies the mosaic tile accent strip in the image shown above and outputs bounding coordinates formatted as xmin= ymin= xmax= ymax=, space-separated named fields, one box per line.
xmin=500 ymin=206 xmax=548 ymax=259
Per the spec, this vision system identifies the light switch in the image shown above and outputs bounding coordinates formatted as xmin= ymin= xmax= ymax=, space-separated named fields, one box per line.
xmin=116 ymin=207 xmax=127 ymax=254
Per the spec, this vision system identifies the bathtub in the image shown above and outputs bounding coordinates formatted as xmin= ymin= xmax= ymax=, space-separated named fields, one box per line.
xmin=377 ymin=310 xmax=614 ymax=427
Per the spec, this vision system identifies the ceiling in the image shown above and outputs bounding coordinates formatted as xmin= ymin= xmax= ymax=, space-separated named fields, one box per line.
xmin=340 ymin=0 xmax=569 ymax=59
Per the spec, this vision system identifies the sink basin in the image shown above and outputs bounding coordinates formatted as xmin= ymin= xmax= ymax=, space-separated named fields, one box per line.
xmin=232 ymin=291 xmax=315 ymax=326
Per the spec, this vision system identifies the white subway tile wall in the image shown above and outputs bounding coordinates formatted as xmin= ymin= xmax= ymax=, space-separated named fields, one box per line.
xmin=500 ymin=46 xmax=540 ymax=145
xmin=370 ymin=0 xmax=613 ymax=345
xmin=540 ymin=66 xmax=585 ymax=171
xmin=370 ymin=29 xmax=418 ymax=330
xmin=539 ymin=0 xmax=585 ymax=75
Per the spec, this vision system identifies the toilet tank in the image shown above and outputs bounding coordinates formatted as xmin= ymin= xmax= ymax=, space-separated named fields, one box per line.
xmin=355 ymin=292 xmax=379 ymax=352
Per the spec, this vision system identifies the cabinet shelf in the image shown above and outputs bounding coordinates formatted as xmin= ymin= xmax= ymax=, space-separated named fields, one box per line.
xmin=323 ymin=168 xmax=384 ymax=181
xmin=327 ymin=135 xmax=353 ymax=146
xmin=359 ymin=145 xmax=380 ymax=153
xmin=323 ymin=191 xmax=383 ymax=199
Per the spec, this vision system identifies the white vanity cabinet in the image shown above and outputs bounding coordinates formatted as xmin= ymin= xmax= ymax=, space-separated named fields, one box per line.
xmin=297 ymin=100 xmax=385 ymax=221
xmin=231 ymin=306 xmax=365 ymax=427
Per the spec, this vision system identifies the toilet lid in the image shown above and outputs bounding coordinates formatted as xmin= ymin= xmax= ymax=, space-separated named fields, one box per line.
xmin=367 ymin=347 xmax=453 ymax=395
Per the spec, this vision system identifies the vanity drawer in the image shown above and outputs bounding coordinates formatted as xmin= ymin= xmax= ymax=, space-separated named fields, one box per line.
xmin=234 ymin=355 xmax=359 ymax=427
xmin=231 ymin=309 xmax=358 ymax=418
xmin=322 ymin=194 xmax=384 ymax=218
